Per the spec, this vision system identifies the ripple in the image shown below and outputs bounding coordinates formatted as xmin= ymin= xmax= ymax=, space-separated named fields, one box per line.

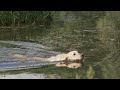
xmin=0 ymin=40 xmax=62 ymax=71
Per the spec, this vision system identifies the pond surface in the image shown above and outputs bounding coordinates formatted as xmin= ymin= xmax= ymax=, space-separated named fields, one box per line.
xmin=0 ymin=40 xmax=62 ymax=71
xmin=0 ymin=11 xmax=120 ymax=79
xmin=0 ymin=73 xmax=61 ymax=79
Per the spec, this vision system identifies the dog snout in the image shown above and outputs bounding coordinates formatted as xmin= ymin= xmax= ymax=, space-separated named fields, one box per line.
xmin=81 ymin=53 xmax=84 ymax=59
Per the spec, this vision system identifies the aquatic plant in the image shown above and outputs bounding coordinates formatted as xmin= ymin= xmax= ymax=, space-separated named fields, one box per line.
xmin=86 ymin=66 xmax=95 ymax=79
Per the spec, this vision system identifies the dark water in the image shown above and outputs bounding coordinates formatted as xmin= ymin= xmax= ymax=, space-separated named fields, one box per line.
xmin=0 ymin=11 xmax=120 ymax=79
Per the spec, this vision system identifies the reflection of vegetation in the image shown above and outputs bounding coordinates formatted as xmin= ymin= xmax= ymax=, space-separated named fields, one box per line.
xmin=86 ymin=66 xmax=95 ymax=79
xmin=0 ymin=65 xmax=96 ymax=79
xmin=95 ymin=12 xmax=120 ymax=78
xmin=0 ymin=27 xmax=50 ymax=42
xmin=0 ymin=11 xmax=120 ymax=79
xmin=74 ymin=66 xmax=95 ymax=79
xmin=94 ymin=51 xmax=120 ymax=79
xmin=75 ymin=73 xmax=82 ymax=79
xmin=96 ymin=11 xmax=119 ymax=53
xmin=40 ymin=11 xmax=105 ymax=52
xmin=0 ymin=65 xmax=80 ymax=79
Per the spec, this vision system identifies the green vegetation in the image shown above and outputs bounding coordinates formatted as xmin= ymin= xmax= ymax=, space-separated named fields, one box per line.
xmin=86 ymin=66 xmax=95 ymax=79
xmin=0 ymin=11 xmax=120 ymax=79
xmin=0 ymin=11 xmax=52 ymax=27
xmin=96 ymin=11 xmax=120 ymax=53
xmin=40 ymin=11 xmax=120 ymax=79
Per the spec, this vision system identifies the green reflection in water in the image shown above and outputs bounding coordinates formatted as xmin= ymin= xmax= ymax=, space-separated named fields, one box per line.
xmin=0 ymin=11 xmax=120 ymax=79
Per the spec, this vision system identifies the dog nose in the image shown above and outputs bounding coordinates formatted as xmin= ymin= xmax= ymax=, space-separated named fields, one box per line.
xmin=81 ymin=53 xmax=84 ymax=58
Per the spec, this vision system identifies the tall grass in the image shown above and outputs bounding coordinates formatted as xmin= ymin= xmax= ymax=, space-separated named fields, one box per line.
xmin=0 ymin=11 xmax=52 ymax=27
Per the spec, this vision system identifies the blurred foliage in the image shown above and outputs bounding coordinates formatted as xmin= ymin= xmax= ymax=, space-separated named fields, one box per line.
xmin=0 ymin=11 xmax=52 ymax=27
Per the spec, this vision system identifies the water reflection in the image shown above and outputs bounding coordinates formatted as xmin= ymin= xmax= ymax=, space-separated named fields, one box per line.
xmin=0 ymin=73 xmax=61 ymax=79
xmin=0 ymin=40 xmax=61 ymax=71
xmin=0 ymin=11 xmax=120 ymax=79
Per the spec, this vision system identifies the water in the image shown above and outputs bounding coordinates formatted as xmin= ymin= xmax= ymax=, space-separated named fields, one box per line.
xmin=0 ymin=41 xmax=62 ymax=70
xmin=0 ymin=11 xmax=120 ymax=79
xmin=0 ymin=73 xmax=61 ymax=79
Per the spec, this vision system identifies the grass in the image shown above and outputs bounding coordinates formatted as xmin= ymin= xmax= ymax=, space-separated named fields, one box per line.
xmin=0 ymin=11 xmax=52 ymax=27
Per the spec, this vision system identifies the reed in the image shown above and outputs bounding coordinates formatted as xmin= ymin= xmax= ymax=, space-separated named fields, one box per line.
xmin=0 ymin=11 xmax=52 ymax=27
xmin=86 ymin=66 xmax=95 ymax=79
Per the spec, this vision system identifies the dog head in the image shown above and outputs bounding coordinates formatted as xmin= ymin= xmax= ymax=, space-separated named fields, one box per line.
xmin=67 ymin=51 xmax=84 ymax=62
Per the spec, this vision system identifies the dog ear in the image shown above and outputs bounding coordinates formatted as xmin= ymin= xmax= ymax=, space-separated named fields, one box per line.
xmin=65 ymin=57 xmax=68 ymax=60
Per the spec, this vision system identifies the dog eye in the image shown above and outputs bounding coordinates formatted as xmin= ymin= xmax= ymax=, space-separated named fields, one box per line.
xmin=73 ymin=53 xmax=76 ymax=55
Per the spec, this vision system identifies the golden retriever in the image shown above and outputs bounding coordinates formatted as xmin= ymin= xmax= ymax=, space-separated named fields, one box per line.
xmin=10 ymin=51 xmax=84 ymax=68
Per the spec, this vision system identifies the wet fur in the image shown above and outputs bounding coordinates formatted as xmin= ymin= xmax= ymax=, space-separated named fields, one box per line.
xmin=10 ymin=51 xmax=84 ymax=68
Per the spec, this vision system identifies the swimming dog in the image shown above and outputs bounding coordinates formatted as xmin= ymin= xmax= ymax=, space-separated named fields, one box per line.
xmin=10 ymin=51 xmax=84 ymax=68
